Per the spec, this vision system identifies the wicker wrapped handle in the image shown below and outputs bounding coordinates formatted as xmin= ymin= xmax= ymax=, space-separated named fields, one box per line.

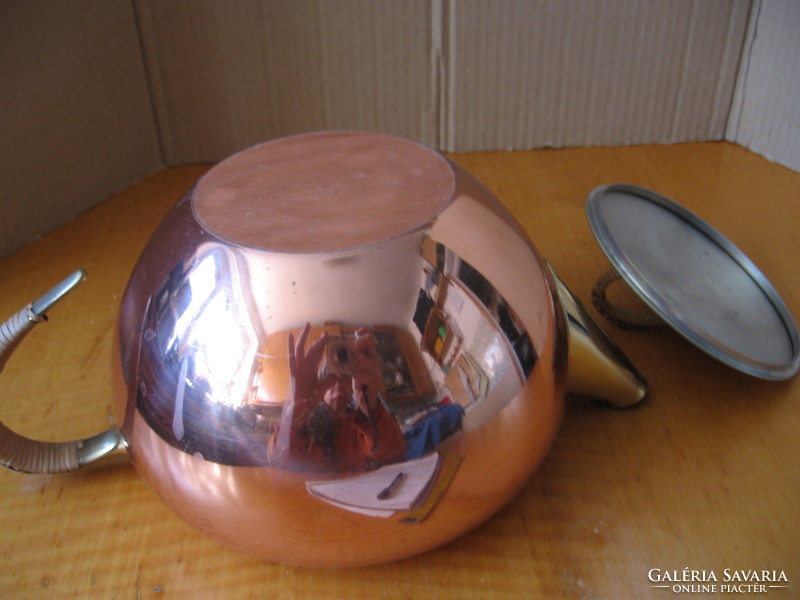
xmin=0 ymin=271 xmax=124 ymax=473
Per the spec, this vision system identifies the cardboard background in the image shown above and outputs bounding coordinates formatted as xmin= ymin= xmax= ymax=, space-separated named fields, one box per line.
xmin=1 ymin=0 xmax=797 ymax=259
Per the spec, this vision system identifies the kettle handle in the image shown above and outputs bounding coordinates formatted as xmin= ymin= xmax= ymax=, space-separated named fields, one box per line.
xmin=0 ymin=270 xmax=125 ymax=474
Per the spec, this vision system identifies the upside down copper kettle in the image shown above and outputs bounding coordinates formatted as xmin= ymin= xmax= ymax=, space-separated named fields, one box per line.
xmin=0 ymin=131 xmax=647 ymax=567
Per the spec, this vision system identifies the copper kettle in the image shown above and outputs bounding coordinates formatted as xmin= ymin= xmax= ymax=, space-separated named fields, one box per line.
xmin=0 ymin=132 xmax=646 ymax=567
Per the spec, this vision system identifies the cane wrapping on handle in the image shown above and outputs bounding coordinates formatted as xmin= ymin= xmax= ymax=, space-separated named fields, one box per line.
xmin=0 ymin=270 xmax=125 ymax=474
xmin=0 ymin=304 xmax=44 ymax=375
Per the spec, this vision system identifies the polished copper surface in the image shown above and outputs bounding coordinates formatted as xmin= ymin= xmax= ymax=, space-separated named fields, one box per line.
xmin=113 ymin=132 xmax=568 ymax=566
xmin=193 ymin=131 xmax=455 ymax=253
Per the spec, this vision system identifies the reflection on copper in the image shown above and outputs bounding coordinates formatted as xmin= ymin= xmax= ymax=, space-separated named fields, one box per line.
xmin=131 ymin=236 xmax=537 ymax=469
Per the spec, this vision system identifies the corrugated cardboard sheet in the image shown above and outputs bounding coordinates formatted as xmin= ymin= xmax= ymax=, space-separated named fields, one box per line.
xmin=135 ymin=0 xmax=439 ymax=164
xmin=0 ymin=1 xmax=161 ymax=259
xmin=137 ymin=0 xmax=750 ymax=161
xmin=440 ymin=0 xmax=749 ymax=151
xmin=1 ymin=0 xmax=798 ymax=259
xmin=727 ymin=0 xmax=800 ymax=173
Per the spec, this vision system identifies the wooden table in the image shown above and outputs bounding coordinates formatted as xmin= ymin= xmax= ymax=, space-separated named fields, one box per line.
xmin=1 ymin=142 xmax=797 ymax=598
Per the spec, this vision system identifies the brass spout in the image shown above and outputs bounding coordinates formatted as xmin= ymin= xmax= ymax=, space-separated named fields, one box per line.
xmin=551 ymin=271 xmax=648 ymax=408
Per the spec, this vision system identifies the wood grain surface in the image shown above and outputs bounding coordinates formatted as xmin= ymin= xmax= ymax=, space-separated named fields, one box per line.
xmin=0 ymin=142 xmax=797 ymax=598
